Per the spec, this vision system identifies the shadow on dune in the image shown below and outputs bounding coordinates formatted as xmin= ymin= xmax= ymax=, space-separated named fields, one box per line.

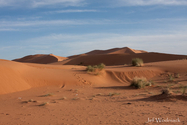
xmin=131 ymin=94 xmax=187 ymax=102
xmin=95 ymin=86 xmax=133 ymax=90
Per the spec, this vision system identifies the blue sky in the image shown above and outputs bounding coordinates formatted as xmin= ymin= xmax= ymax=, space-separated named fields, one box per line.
xmin=0 ymin=0 xmax=187 ymax=60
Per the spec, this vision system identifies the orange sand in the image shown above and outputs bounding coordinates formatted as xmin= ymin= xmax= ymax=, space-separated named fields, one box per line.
xmin=0 ymin=47 xmax=187 ymax=125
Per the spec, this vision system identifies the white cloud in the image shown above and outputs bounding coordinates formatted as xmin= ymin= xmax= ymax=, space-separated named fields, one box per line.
xmin=47 ymin=9 xmax=99 ymax=14
xmin=22 ymin=32 xmax=187 ymax=56
xmin=111 ymin=0 xmax=187 ymax=6
xmin=0 ymin=19 xmax=114 ymax=28
xmin=0 ymin=0 xmax=187 ymax=8
xmin=32 ymin=0 xmax=85 ymax=8
xmin=1 ymin=31 xmax=187 ymax=60
xmin=0 ymin=0 xmax=85 ymax=8
xmin=0 ymin=28 xmax=19 ymax=31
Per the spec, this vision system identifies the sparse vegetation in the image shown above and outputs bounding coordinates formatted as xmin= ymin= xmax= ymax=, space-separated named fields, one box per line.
xmin=130 ymin=77 xmax=148 ymax=89
xmin=79 ymin=62 xmax=84 ymax=65
xmin=132 ymin=58 xmax=144 ymax=67
xmin=168 ymin=74 xmax=175 ymax=82
xmin=161 ymin=88 xmax=173 ymax=95
xmin=86 ymin=65 xmax=95 ymax=72
xmin=39 ymin=102 xmax=49 ymax=106
xmin=97 ymin=63 xmax=105 ymax=70
xmin=96 ymin=93 xmax=103 ymax=96
xmin=28 ymin=99 xmax=34 ymax=102
xmin=109 ymin=92 xmax=120 ymax=96
xmin=167 ymin=84 xmax=175 ymax=88
xmin=86 ymin=63 xmax=105 ymax=72
xmin=174 ymin=73 xmax=180 ymax=78
xmin=172 ymin=90 xmax=181 ymax=94
xmin=72 ymin=97 xmax=79 ymax=100
xmin=41 ymin=93 xmax=54 ymax=97
xmin=181 ymin=86 xmax=187 ymax=95
xmin=22 ymin=99 xmax=36 ymax=103
xmin=147 ymin=80 xmax=155 ymax=86
xmin=164 ymin=80 xmax=168 ymax=83
xmin=59 ymin=97 xmax=67 ymax=100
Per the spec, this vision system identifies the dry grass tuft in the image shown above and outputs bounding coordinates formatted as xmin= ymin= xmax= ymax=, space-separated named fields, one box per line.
xmin=41 ymin=93 xmax=54 ymax=97
xmin=59 ymin=97 xmax=67 ymax=100
xmin=130 ymin=77 xmax=148 ymax=89
xmin=161 ymin=88 xmax=173 ymax=95
xmin=181 ymin=86 xmax=187 ymax=95
xmin=132 ymin=58 xmax=144 ymax=67
xmin=38 ymin=102 xmax=49 ymax=106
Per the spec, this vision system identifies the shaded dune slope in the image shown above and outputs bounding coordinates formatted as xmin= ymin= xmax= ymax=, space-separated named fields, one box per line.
xmin=85 ymin=47 xmax=147 ymax=55
xmin=56 ymin=52 xmax=187 ymax=66
xmin=13 ymin=54 xmax=67 ymax=64
xmin=63 ymin=47 xmax=147 ymax=64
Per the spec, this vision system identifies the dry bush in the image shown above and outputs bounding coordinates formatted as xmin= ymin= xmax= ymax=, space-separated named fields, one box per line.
xmin=130 ymin=77 xmax=148 ymax=89
xmin=161 ymin=88 xmax=173 ymax=95
xmin=132 ymin=58 xmax=144 ymax=67
xmin=86 ymin=63 xmax=105 ymax=72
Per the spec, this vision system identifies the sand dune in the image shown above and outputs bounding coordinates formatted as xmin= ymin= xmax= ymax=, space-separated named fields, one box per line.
xmin=64 ymin=47 xmax=147 ymax=65
xmin=85 ymin=47 xmax=147 ymax=55
xmin=0 ymin=60 xmax=80 ymax=95
xmin=0 ymin=58 xmax=187 ymax=124
xmin=53 ymin=52 xmax=187 ymax=66
xmin=1 ymin=58 xmax=187 ymax=95
xmin=1 ymin=47 xmax=187 ymax=125
xmin=13 ymin=54 xmax=67 ymax=64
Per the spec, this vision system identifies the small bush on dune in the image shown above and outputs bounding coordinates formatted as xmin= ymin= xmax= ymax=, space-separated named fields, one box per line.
xmin=132 ymin=58 xmax=144 ymax=67
xmin=86 ymin=65 xmax=95 ymax=72
xmin=181 ymin=86 xmax=187 ymax=95
xmin=86 ymin=63 xmax=105 ymax=72
xmin=168 ymin=74 xmax=174 ymax=82
xmin=130 ymin=77 xmax=148 ymax=89
xmin=97 ymin=63 xmax=105 ymax=70
xmin=161 ymin=88 xmax=173 ymax=95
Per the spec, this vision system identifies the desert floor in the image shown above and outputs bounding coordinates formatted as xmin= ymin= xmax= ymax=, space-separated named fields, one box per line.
xmin=0 ymin=59 xmax=187 ymax=125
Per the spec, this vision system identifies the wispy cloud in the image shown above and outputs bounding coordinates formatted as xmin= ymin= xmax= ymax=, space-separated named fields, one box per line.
xmin=22 ymin=32 xmax=187 ymax=56
xmin=46 ymin=9 xmax=99 ymax=14
xmin=32 ymin=0 xmax=85 ymax=8
xmin=0 ymin=28 xmax=19 ymax=31
xmin=0 ymin=19 xmax=114 ymax=28
xmin=1 ymin=31 xmax=187 ymax=60
xmin=110 ymin=0 xmax=187 ymax=6
xmin=0 ymin=18 xmax=187 ymax=28
xmin=1 ymin=0 xmax=187 ymax=8
xmin=0 ymin=0 xmax=85 ymax=8
xmin=0 ymin=17 xmax=186 ymax=33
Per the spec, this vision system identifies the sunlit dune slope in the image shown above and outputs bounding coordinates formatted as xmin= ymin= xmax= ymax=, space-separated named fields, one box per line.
xmin=13 ymin=54 xmax=67 ymax=64
xmin=0 ymin=60 xmax=79 ymax=95
xmin=1 ymin=58 xmax=187 ymax=95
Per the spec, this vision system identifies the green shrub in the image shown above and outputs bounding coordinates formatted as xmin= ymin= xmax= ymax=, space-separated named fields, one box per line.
xmin=130 ymin=77 xmax=148 ymax=89
xmin=86 ymin=63 xmax=105 ymax=72
xmin=132 ymin=58 xmax=144 ymax=67
xmin=97 ymin=63 xmax=105 ymax=70
xmin=86 ymin=65 xmax=95 ymax=72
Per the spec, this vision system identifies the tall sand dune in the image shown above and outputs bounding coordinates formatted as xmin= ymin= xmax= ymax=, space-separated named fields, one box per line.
xmin=85 ymin=47 xmax=147 ymax=55
xmin=54 ymin=52 xmax=187 ymax=66
xmin=13 ymin=54 xmax=67 ymax=64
